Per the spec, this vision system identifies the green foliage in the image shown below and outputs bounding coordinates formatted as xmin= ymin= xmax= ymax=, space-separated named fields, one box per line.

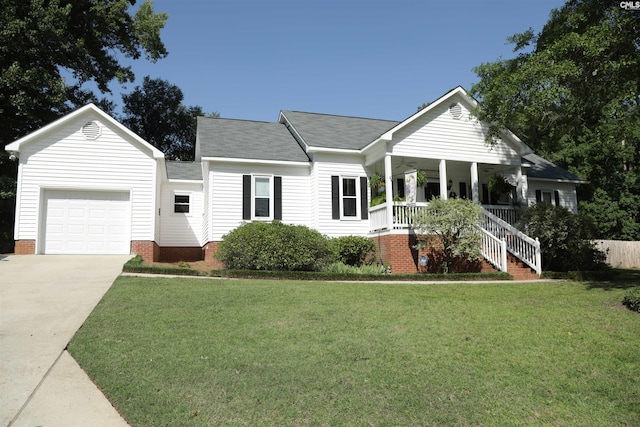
xmin=370 ymin=194 xmax=386 ymax=207
xmin=322 ymin=262 xmax=386 ymax=275
xmin=1 ymin=0 xmax=169 ymax=247
xmin=413 ymin=198 xmax=483 ymax=273
xmin=622 ymin=287 xmax=640 ymax=313
xmin=330 ymin=235 xmax=376 ymax=266
xmin=518 ymin=203 xmax=608 ymax=272
xmin=368 ymin=173 xmax=383 ymax=191
xmin=471 ymin=0 xmax=640 ymax=239
xmin=120 ymin=76 xmax=219 ymax=160
xmin=215 ymin=221 xmax=332 ymax=271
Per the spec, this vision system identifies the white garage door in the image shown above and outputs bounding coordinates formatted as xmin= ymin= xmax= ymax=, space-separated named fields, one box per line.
xmin=43 ymin=190 xmax=130 ymax=254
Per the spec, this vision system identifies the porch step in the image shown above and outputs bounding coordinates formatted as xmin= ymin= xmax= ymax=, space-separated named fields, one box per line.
xmin=481 ymin=254 xmax=539 ymax=280
xmin=506 ymin=254 xmax=539 ymax=280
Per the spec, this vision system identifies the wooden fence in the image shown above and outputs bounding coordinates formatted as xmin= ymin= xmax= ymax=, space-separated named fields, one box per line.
xmin=593 ymin=240 xmax=640 ymax=269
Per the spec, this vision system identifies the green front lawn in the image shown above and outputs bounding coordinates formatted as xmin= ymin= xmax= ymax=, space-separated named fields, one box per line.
xmin=69 ymin=276 xmax=640 ymax=426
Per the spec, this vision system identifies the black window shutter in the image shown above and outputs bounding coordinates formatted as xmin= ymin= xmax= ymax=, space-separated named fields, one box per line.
xmin=360 ymin=176 xmax=368 ymax=220
xmin=242 ymin=175 xmax=251 ymax=220
xmin=554 ymin=190 xmax=560 ymax=207
xmin=274 ymin=176 xmax=282 ymax=220
xmin=331 ymin=176 xmax=340 ymax=219
xmin=535 ymin=190 xmax=542 ymax=203
xmin=397 ymin=178 xmax=405 ymax=198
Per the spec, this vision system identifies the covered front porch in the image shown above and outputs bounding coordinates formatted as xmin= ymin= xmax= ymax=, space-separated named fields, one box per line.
xmin=365 ymin=155 xmax=540 ymax=277
xmin=365 ymin=154 xmax=527 ymax=227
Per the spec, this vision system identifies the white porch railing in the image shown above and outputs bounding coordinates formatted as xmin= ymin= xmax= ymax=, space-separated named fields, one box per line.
xmin=483 ymin=205 xmax=519 ymax=226
xmin=368 ymin=202 xmax=541 ymax=275
xmin=481 ymin=208 xmax=541 ymax=275
xmin=369 ymin=202 xmax=429 ymax=231
xmin=369 ymin=203 xmax=388 ymax=231
xmin=481 ymin=228 xmax=508 ymax=272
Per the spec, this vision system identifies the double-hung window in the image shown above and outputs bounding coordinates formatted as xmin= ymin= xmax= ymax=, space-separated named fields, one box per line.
xmin=243 ymin=175 xmax=282 ymax=221
xmin=174 ymin=194 xmax=190 ymax=213
xmin=331 ymin=175 xmax=368 ymax=220
xmin=253 ymin=176 xmax=272 ymax=219
xmin=341 ymin=177 xmax=358 ymax=217
xmin=535 ymin=189 xmax=561 ymax=207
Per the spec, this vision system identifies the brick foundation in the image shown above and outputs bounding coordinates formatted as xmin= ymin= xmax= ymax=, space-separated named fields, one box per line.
xmin=130 ymin=241 xmax=160 ymax=262
xmin=371 ymin=232 xmax=486 ymax=274
xmin=14 ymin=240 xmax=35 ymax=255
xmin=158 ymin=246 xmax=205 ymax=263
xmin=203 ymin=241 xmax=225 ymax=269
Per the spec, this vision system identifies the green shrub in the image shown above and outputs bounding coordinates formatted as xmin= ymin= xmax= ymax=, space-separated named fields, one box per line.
xmin=215 ymin=221 xmax=333 ymax=271
xmin=322 ymin=262 xmax=386 ymax=275
xmin=330 ymin=235 xmax=377 ymax=266
xmin=622 ymin=287 xmax=640 ymax=313
xmin=517 ymin=203 xmax=608 ymax=272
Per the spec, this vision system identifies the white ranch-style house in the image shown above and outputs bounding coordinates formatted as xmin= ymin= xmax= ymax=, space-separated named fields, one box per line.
xmin=6 ymin=87 xmax=584 ymax=276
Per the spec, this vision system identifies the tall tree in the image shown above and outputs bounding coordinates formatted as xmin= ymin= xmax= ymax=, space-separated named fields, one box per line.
xmin=0 ymin=0 xmax=168 ymax=250
xmin=121 ymin=76 xmax=219 ymax=161
xmin=471 ymin=0 xmax=640 ymax=240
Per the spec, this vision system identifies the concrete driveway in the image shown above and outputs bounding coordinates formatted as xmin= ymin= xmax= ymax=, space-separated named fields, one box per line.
xmin=1 ymin=254 xmax=132 ymax=427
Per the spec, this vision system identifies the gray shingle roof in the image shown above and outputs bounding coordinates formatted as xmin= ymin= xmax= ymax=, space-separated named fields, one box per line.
xmin=197 ymin=117 xmax=310 ymax=162
xmin=280 ymin=111 xmax=399 ymax=150
xmin=523 ymin=153 xmax=585 ymax=183
xmin=166 ymin=161 xmax=202 ymax=180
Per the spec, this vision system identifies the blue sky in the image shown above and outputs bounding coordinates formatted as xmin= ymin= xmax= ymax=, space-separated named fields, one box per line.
xmin=114 ymin=0 xmax=567 ymax=122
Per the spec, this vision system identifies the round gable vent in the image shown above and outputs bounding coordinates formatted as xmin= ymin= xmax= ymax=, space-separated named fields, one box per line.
xmin=82 ymin=121 xmax=101 ymax=140
xmin=449 ymin=103 xmax=463 ymax=120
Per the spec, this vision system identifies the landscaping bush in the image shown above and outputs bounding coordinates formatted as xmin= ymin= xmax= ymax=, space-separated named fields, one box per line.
xmin=623 ymin=287 xmax=640 ymax=313
xmin=330 ymin=235 xmax=377 ymax=266
xmin=322 ymin=262 xmax=386 ymax=275
xmin=413 ymin=198 xmax=483 ymax=273
xmin=517 ymin=203 xmax=608 ymax=272
xmin=215 ymin=221 xmax=333 ymax=271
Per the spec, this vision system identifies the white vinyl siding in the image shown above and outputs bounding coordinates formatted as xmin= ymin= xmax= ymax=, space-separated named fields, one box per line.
xmin=390 ymin=97 xmax=521 ymax=166
xmin=14 ymin=112 xmax=157 ymax=247
xmin=208 ymin=162 xmax=310 ymax=241
xmin=527 ymin=181 xmax=578 ymax=213
xmin=160 ymin=182 xmax=203 ymax=246
xmin=313 ymin=153 xmax=370 ymax=237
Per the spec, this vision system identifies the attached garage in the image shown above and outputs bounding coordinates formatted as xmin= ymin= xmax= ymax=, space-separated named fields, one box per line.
xmin=42 ymin=190 xmax=131 ymax=254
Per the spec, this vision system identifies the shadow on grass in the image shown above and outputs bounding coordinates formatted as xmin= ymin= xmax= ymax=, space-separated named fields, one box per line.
xmin=584 ymin=269 xmax=640 ymax=291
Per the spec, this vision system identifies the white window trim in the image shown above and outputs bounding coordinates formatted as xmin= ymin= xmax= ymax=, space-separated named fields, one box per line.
xmin=172 ymin=192 xmax=191 ymax=216
xmin=252 ymin=175 xmax=273 ymax=221
xmin=540 ymin=189 xmax=558 ymax=206
xmin=340 ymin=176 xmax=360 ymax=220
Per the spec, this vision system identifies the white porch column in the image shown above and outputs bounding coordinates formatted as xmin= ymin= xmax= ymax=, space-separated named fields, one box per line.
xmin=471 ymin=162 xmax=479 ymax=204
xmin=439 ymin=159 xmax=448 ymax=200
xmin=515 ymin=166 xmax=524 ymax=204
xmin=385 ymin=154 xmax=394 ymax=229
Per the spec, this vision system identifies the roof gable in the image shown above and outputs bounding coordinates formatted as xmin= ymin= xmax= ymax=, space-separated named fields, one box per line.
xmin=367 ymin=86 xmax=531 ymax=156
xmin=5 ymin=103 xmax=164 ymax=159
xmin=279 ymin=111 xmax=398 ymax=151
xmin=197 ymin=117 xmax=310 ymax=163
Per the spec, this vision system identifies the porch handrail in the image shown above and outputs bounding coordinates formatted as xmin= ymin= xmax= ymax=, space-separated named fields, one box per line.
xmin=483 ymin=205 xmax=519 ymax=226
xmin=480 ymin=228 xmax=508 ymax=272
xmin=481 ymin=207 xmax=541 ymax=275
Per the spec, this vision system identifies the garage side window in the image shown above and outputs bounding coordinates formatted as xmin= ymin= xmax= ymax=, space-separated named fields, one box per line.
xmin=174 ymin=194 xmax=190 ymax=213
